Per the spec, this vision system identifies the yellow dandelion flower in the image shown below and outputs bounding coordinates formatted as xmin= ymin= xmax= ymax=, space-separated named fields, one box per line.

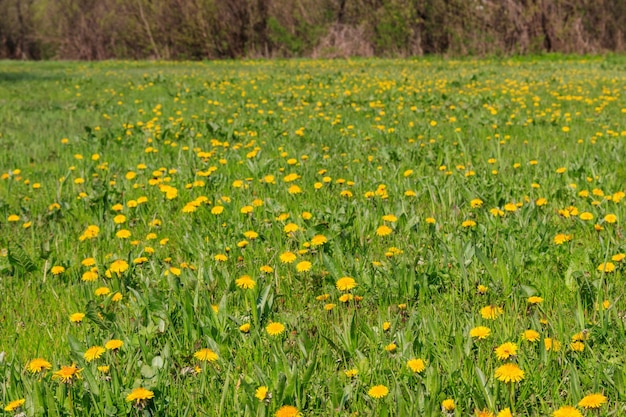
xmin=310 ymin=234 xmax=328 ymax=246
xmin=69 ymin=312 xmax=85 ymax=323
xmin=544 ymin=338 xmax=562 ymax=352
xmin=336 ymin=277 xmax=357 ymax=291
xmin=239 ymin=323 xmax=251 ymax=333
xmin=470 ymin=326 xmax=491 ymax=340
xmin=494 ymin=363 xmax=524 ymax=383
xmin=407 ymin=358 xmax=426 ymax=373
xmin=527 ymin=296 xmax=543 ymax=304
xmin=84 ymin=346 xmax=106 ymax=362
xmin=552 ymin=405 xmax=582 ymax=417
xmin=604 ymin=214 xmax=617 ymax=223
xmin=194 ymin=348 xmax=219 ymax=362
xmin=115 ymin=229 xmax=131 ymax=239
xmin=125 ymin=387 xmax=154 ymax=404
xmin=235 ymin=275 xmax=256 ymax=289
xmin=110 ymin=259 xmax=129 ymax=274
xmin=105 ymin=339 xmax=123 ymax=350
xmin=279 ymin=251 xmax=297 ymax=264
xmin=296 ymin=261 xmax=312 ymax=272
xmin=95 ymin=287 xmax=111 ymax=296
xmin=462 ymin=220 xmax=477 ymax=228
xmin=553 ymin=234 xmax=572 ymax=245
xmin=495 ymin=342 xmax=518 ymax=360
xmin=27 ymin=358 xmax=52 ymax=373
xmin=368 ymin=384 xmax=389 ymax=399
xmin=51 ymin=266 xmax=65 ymax=275
xmin=597 ymin=262 xmax=615 ymax=273
xmin=578 ymin=393 xmax=607 ymax=409
xmin=266 ymin=322 xmax=285 ymax=336
xmin=522 ymin=330 xmax=540 ymax=342
xmin=274 ymin=405 xmax=301 ymax=417
xmin=255 ymin=386 xmax=268 ymax=401
xmin=497 ymin=408 xmax=513 ymax=417
xmin=52 ymin=364 xmax=82 ymax=383
xmin=481 ymin=305 xmax=503 ymax=320
xmin=376 ymin=225 xmax=393 ymax=236
xmin=81 ymin=270 xmax=98 ymax=282
xmin=442 ymin=398 xmax=455 ymax=412
xmin=3 ymin=399 xmax=25 ymax=412
xmin=344 ymin=368 xmax=358 ymax=378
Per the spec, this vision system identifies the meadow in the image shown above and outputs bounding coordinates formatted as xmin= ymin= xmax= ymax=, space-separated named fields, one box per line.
xmin=0 ymin=56 xmax=625 ymax=416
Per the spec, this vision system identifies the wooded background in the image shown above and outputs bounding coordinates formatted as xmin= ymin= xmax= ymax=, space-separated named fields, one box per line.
xmin=0 ymin=0 xmax=624 ymax=59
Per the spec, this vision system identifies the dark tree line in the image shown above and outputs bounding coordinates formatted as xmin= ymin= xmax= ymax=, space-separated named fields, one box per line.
xmin=0 ymin=0 xmax=624 ymax=60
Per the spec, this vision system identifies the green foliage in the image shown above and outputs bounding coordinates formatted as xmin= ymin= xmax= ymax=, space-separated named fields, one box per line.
xmin=0 ymin=57 xmax=625 ymax=416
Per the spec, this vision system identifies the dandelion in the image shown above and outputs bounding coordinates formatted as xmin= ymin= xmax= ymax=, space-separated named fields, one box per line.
xmin=527 ymin=296 xmax=543 ymax=304
xmin=344 ymin=368 xmax=358 ymax=378
xmin=376 ymin=225 xmax=393 ymax=236
xmin=604 ymin=214 xmax=617 ymax=223
xmin=494 ymin=363 xmax=524 ymax=383
xmin=497 ymin=409 xmax=513 ymax=417
xmin=552 ymin=406 xmax=582 ymax=417
xmin=25 ymin=358 xmax=51 ymax=374
xmin=554 ymin=234 xmax=572 ymax=244
xmin=69 ymin=312 xmax=85 ymax=323
xmin=239 ymin=323 xmax=251 ymax=333
xmin=570 ymin=341 xmax=584 ymax=352
xmin=296 ymin=261 xmax=312 ymax=272
xmin=597 ymin=262 xmax=615 ymax=273
xmin=481 ymin=305 xmax=503 ymax=320
xmin=332 ymin=277 xmax=357 ymax=293
xmin=266 ymin=322 xmax=285 ymax=336
xmin=475 ymin=410 xmax=495 ymax=417
xmin=612 ymin=253 xmax=625 ymax=262
xmin=578 ymin=393 xmax=607 ymax=409
xmin=82 ymin=270 xmax=98 ymax=281
xmin=95 ymin=287 xmax=111 ymax=296
xmin=105 ymin=339 xmax=124 ymax=350
xmin=470 ymin=326 xmax=491 ymax=340
xmin=126 ymin=387 xmax=154 ymax=404
xmin=368 ymin=384 xmax=389 ymax=399
xmin=3 ymin=399 xmax=25 ymax=412
xmin=52 ymin=364 xmax=82 ymax=383
xmin=544 ymin=338 xmax=562 ymax=352
xmin=84 ymin=346 xmax=106 ymax=362
xmin=462 ymin=220 xmax=477 ymax=228
xmin=495 ymin=342 xmax=518 ymax=360
xmin=279 ymin=251 xmax=297 ymax=263
xmin=442 ymin=398 xmax=455 ymax=412
xmin=260 ymin=265 xmax=274 ymax=273
xmin=275 ymin=405 xmax=301 ymax=417
xmin=115 ymin=229 xmax=131 ymax=238
xmin=579 ymin=212 xmax=593 ymax=221
xmin=255 ymin=386 xmax=268 ymax=401
xmin=110 ymin=259 xmax=129 ymax=274
xmin=235 ymin=275 xmax=256 ymax=289
xmin=407 ymin=358 xmax=426 ymax=373
xmin=194 ymin=348 xmax=219 ymax=362
xmin=51 ymin=266 xmax=65 ymax=275
xmin=522 ymin=330 xmax=540 ymax=342
xmin=7 ymin=214 xmax=20 ymax=222
xmin=310 ymin=234 xmax=327 ymax=246
xmin=385 ymin=343 xmax=397 ymax=353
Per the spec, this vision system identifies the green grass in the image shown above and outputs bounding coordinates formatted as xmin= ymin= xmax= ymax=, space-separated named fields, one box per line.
xmin=0 ymin=56 xmax=625 ymax=416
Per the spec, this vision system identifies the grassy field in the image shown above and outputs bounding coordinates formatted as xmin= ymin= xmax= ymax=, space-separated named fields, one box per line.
xmin=0 ymin=56 xmax=625 ymax=416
